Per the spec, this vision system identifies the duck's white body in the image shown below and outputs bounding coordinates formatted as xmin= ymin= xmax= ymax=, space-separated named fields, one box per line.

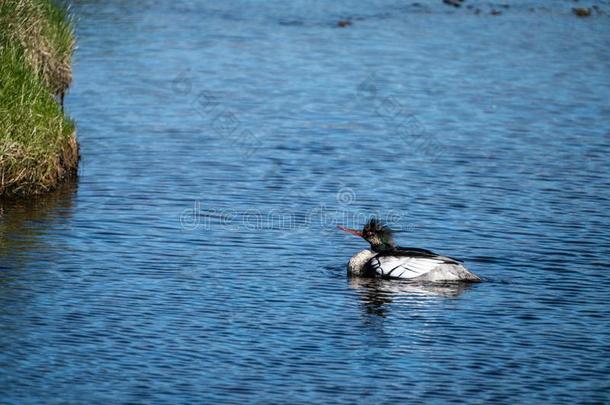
xmin=348 ymin=249 xmax=480 ymax=282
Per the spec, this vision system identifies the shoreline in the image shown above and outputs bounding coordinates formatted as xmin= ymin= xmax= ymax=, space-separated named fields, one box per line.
xmin=0 ymin=0 xmax=79 ymax=199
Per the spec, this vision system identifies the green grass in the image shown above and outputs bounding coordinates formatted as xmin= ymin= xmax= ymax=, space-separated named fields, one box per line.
xmin=0 ymin=0 xmax=78 ymax=198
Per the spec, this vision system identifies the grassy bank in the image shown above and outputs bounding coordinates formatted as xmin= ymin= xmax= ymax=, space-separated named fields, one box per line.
xmin=0 ymin=0 xmax=78 ymax=198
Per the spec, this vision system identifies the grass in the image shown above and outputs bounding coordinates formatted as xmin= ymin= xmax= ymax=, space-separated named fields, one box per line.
xmin=0 ymin=0 xmax=78 ymax=198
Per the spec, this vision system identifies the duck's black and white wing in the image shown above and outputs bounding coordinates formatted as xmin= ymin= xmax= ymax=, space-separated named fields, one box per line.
xmin=365 ymin=249 xmax=480 ymax=282
xmin=365 ymin=255 xmax=449 ymax=279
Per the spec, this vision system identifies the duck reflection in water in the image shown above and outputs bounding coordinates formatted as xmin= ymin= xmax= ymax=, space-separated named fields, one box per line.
xmin=349 ymin=277 xmax=474 ymax=317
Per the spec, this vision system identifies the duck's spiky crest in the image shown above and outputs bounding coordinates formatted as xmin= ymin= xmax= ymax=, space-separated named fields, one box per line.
xmin=363 ymin=217 xmax=396 ymax=252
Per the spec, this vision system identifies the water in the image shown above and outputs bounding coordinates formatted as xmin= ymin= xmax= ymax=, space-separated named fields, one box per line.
xmin=2 ymin=1 xmax=610 ymax=403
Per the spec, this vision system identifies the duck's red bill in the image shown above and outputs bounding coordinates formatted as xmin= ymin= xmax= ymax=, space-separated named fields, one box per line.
xmin=337 ymin=225 xmax=363 ymax=237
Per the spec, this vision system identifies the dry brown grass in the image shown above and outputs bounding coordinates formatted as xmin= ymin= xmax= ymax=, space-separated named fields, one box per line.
xmin=0 ymin=131 xmax=78 ymax=197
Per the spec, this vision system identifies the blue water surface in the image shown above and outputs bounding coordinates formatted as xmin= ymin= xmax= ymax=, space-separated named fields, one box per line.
xmin=1 ymin=0 xmax=610 ymax=403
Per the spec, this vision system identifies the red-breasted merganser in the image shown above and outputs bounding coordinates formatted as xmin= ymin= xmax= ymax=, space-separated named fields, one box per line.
xmin=338 ymin=218 xmax=480 ymax=282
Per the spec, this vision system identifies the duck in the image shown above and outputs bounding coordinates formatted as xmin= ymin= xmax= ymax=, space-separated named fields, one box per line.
xmin=338 ymin=218 xmax=480 ymax=282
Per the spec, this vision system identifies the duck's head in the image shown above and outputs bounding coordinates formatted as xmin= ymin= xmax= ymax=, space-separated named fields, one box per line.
xmin=338 ymin=217 xmax=396 ymax=253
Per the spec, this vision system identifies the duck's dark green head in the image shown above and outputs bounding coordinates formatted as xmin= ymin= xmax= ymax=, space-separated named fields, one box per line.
xmin=338 ymin=217 xmax=396 ymax=253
